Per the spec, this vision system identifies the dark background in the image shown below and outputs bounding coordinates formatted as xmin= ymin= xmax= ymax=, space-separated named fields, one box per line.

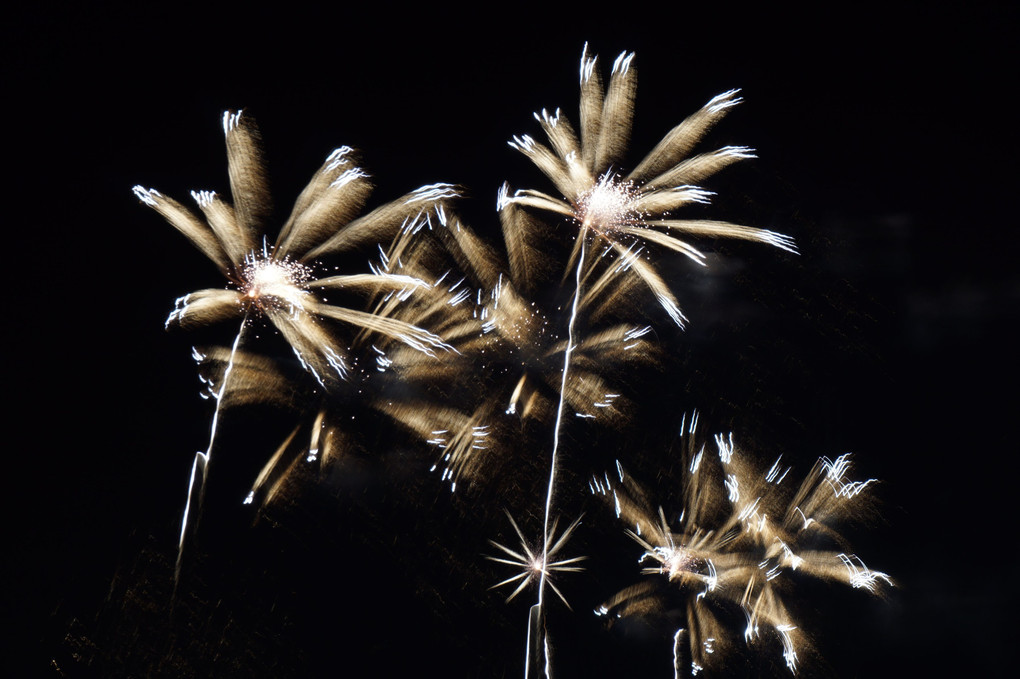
xmin=6 ymin=3 xmax=1015 ymax=677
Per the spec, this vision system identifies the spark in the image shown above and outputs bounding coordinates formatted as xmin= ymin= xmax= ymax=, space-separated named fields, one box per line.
xmin=766 ymin=456 xmax=791 ymax=484
xmin=673 ymin=629 xmax=686 ymax=679
xmin=776 ymin=624 xmax=799 ymax=672
xmin=839 ymin=553 xmax=894 ymax=591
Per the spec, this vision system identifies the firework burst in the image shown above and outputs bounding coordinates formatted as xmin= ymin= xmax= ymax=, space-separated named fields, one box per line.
xmin=367 ymin=209 xmax=663 ymax=494
xmin=501 ymin=45 xmax=796 ymax=327
xmin=452 ymin=213 xmax=658 ymax=426
xmin=134 ymin=111 xmax=458 ymax=386
xmin=594 ymin=415 xmax=891 ymax=675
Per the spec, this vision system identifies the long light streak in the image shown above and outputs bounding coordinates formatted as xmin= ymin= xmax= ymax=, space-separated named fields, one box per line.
xmin=174 ymin=316 xmax=247 ymax=584
xmin=673 ymin=628 xmax=685 ymax=679
xmin=527 ymin=230 xmax=589 ymax=678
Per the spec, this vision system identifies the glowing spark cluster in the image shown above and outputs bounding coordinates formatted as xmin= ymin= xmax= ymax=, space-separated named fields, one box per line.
xmin=574 ymin=173 xmax=643 ymax=235
xmin=239 ymin=254 xmax=314 ymax=314
xmin=135 ymin=109 xmax=458 ymax=389
xmin=645 ymin=542 xmax=697 ymax=581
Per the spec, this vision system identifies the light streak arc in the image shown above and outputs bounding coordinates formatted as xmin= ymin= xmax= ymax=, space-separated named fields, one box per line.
xmin=528 ymin=228 xmax=588 ymax=677
xmin=174 ymin=316 xmax=247 ymax=584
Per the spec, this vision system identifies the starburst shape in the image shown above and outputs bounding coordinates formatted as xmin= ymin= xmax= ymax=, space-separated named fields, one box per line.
xmin=134 ymin=110 xmax=458 ymax=386
xmin=500 ymin=45 xmax=796 ymax=326
xmin=487 ymin=513 xmax=586 ymax=609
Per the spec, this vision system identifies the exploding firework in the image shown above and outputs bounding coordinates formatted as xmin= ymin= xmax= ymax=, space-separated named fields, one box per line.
xmin=500 ymin=45 xmax=796 ymax=327
xmin=593 ymin=414 xmax=891 ymax=675
xmin=134 ymin=110 xmax=458 ymax=386
xmin=133 ymin=111 xmax=462 ymax=573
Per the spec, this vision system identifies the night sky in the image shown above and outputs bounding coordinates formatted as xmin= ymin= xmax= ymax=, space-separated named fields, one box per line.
xmin=8 ymin=4 xmax=1015 ymax=677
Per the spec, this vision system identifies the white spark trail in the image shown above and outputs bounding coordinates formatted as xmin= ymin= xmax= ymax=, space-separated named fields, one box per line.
xmin=175 ymin=317 xmax=247 ymax=585
xmin=531 ymin=231 xmax=588 ymax=677
xmin=673 ymin=628 xmax=685 ymax=679
xmin=524 ymin=603 xmax=542 ymax=679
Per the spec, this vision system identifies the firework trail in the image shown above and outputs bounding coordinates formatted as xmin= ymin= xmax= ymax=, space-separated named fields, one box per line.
xmin=593 ymin=413 xmax=891 ymax=676
xmin=133 ymin=111 xmax=458 ymax=574
xmin=170 ymin=321 xmax=247 ymax=582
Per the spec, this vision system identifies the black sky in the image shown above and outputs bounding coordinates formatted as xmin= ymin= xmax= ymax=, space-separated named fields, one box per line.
xmin=7 ymin=3 xmax=1016 ymax=677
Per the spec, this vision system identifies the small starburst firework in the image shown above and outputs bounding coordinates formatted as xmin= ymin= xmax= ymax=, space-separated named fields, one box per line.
xmin=487 ymin=512 xmax=586 ymax=609
xmin=501 ymin=45 xmax=796 ymax=326
xmin=595 ymin=415 xmax=891 ymax=675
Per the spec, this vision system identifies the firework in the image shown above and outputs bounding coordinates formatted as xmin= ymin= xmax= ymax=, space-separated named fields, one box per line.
xmin=500 ymin=45 xmax=796 ymax=327
xmin=133 ymin=111 xmax=458 ymax=386
xmin=134 ymin=111 xmax=461 ymax=574
xmin=125 ymin=45 xmax=894 ymax=679
xmin=594 ymin=414 xmax=891 ymax=675
xmin=487 ymin=512 xmax=586 ymax=609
